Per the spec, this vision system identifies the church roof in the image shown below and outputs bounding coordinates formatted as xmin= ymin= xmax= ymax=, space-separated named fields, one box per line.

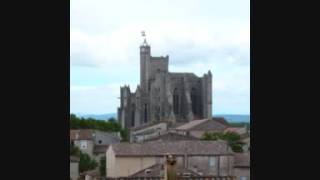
xmin=168 ymin=72 xmax=199 ymax=79
xmin=175 ymin=119 xmax=209 ymax=130
xmin=174 ymin=118 xmax=228 ymax=131
xmin=130 ymin=121 xmax=168 ymax=131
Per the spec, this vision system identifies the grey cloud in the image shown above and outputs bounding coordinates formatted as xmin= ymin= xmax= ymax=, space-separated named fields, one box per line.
xmin=70 ymin=52 xmax=99 ymax=67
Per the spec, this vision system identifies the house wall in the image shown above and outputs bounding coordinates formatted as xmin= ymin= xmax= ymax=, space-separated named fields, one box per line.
xmin=131 ymin=122 xmax=167 ymax=142
xmin=219 ymin=155 xmax=234 ymax=176
xmin=187 ymin=155 xmax=234 ymax=176
xmin=74 ymin=140 xmax=95 ymax=157
xmin=106 ymin=153 xmax=234 ymax=177
xmin=70 ymin=162 xmax=79 ymax=180
xmin=106 ymin=147 xmax=116 ymax=177
xmin=187 ymin=155 xmax=218 ymax=175
xmin=114 ymin=157 xmax=156 ymax=177
xmin=242 ymin=138 xmax=250 ymax=152
xmin=234 ymin=167 xmax=250 ymax=180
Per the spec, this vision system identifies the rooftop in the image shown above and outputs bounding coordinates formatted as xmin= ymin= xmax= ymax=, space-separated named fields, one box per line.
xmin=145 ymin=132 xmax=199 ymax=142
xmin=234 ymin=153 xmax=250 ymax=168
xmin=110 ymin=140 xmax=232 ymax=156
xmin=70 ymin=129 xmax=120 ymax=141
xmin=130 ymin=121 xmax=167 ymax=131
xmin=175 ymin=118 xmax=228 ymax=131
xmin=130 ymin=163 xmax=201 ymax=177
xmin=70 ymin=129 xmax=94 ymax=140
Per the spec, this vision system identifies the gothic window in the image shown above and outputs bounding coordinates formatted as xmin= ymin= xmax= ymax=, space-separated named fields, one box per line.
xmin=148 ymin=81 xmax=151 ymax=91
xmin=131 ymin=108 xmax=135 ymax=127
xmin=155 ymin=106 xmax=160 ymax=121
xmin=191 ymin=88 xmax=197 ymax=115
xmin=144 ymin=104 xmax=147 ymax=123
xmin=173 ymin=88 xmax=180 ymax=115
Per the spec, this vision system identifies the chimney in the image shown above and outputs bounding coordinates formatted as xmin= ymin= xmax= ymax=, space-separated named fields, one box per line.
xmin=165 ymin=154 xmax=177 ymax=180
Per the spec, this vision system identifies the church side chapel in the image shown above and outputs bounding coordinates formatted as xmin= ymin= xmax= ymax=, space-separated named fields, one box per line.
xmin=118 ymin=32 xmax=212 ymax=129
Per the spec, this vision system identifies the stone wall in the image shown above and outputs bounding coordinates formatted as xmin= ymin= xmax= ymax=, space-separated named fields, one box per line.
xmin=70 ymin=161 xmax=79 ymax=180
xmin=118 ymin=43 xmax=212 ymax=129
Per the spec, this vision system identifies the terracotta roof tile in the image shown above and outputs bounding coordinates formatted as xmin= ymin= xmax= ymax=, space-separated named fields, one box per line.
xmin=175 ymin=119 xmax=209 ymax=130
xmin=175 ymin=119 xmax=228 ymax=131
xmin=111 ymin=140 xmax=232 ymax=156
xmin=234 ymin=153 xmax=250 ymax=167
xmin=145 ymin=132 xmax=199 ymax=142
xmin=70 ymin=129 xmax=94 ymax=140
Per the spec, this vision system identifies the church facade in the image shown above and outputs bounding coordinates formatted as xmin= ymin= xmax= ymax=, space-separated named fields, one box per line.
xmin=118 ymin=38 xmax=212 ymax=129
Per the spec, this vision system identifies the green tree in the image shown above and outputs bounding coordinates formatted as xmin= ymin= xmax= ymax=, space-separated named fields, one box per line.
xmin=70 ymin=145 xmax=80 ymax=157
xmin=108 ymin=117 xmax=116 ymax=123
xmin=120 ymin=128 xmax=129 ymax=142
xmin=201 ymin=131 xmax=244 ymax=153
xmin=70 ymin=114 xmax=124 ymax=133
xmin=79 ymin=152 xmax=98 ymax=172
xmin=99 ymin=156 xmax=106 ymax=176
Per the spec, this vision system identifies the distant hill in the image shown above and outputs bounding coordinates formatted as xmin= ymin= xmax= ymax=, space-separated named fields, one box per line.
xmin=76 ymin=113 xmax=116 ymax=121
xmin=75 ymin=113 xmax=249 ymax=123
xmin=214 ymin=114 xmax=250 ymax=123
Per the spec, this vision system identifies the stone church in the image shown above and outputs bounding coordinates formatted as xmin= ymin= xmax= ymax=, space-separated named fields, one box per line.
xmin=118 ymin=35 xmax=212 ymax=129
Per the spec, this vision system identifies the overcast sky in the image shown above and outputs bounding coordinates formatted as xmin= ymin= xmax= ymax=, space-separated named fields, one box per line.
xmin=70 ymin=0 xmax=250 ymax=115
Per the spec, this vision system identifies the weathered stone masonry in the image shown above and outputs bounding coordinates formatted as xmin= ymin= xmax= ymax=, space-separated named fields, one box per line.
xmin=118 ymin=39 xmax=212 ymax=128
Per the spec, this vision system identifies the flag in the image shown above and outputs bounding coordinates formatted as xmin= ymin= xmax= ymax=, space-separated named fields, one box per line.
xmin=141 ymin=31 xmax=146 ymax=37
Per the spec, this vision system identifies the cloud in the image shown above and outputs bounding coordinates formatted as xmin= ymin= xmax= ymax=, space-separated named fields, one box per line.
xmin=70 ymin=84 xmax=120 ymax=114
xmin=70 ymin=82 xmax=139 ymax=114
xmin=70 ymin=21 xmax=249 ymax=67
xmin=70 ymin=0 xmax=250 ymax=114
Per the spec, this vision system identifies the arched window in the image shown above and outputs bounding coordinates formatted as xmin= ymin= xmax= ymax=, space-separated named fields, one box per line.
xmin=144 ymin=104 xmax=148 ymax=123
xmin=155 ymin=106 xmax=160 ymax=121
xmin=131 ymin=106 xmax=135 ymax=127
xmin=173 ymin=88 xmax=179 ymax=115
xmin=191 ymin=88 xmax=197 ymax=115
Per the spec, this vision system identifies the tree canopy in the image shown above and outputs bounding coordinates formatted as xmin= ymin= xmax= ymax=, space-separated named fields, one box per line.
xmin=70 ymin=114 xmax=128 ymax=141
xmin=201 ymin=131 xmax=245 ymax=153
xmin=69 ymin=145 xmax=98 ymax=173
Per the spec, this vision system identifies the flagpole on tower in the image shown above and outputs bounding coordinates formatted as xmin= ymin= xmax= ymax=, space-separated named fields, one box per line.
xmin=141 ymin=30 xmax=147 ymax=45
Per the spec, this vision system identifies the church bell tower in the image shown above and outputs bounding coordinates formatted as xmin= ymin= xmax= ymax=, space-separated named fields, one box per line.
xmin=140 ymin=31 xmax=151 ymax=93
